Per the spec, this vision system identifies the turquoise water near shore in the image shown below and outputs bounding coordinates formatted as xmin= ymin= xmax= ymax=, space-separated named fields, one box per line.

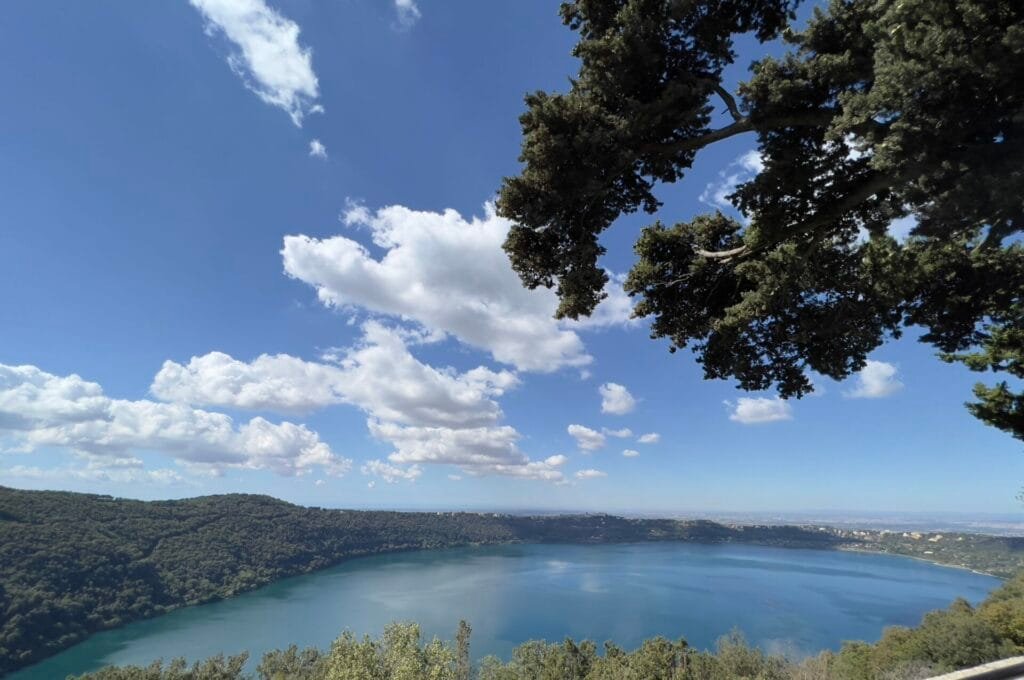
xmin=10 ymin=542 xmax=1000 ymax=678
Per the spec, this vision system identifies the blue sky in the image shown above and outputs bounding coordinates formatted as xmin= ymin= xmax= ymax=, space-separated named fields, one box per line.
xmin=0 ymin=0 xmax=1020 ymax=514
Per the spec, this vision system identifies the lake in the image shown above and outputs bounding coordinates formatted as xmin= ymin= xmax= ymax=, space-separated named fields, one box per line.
xmin=9 ymin=542 xmax=1000 ymax=678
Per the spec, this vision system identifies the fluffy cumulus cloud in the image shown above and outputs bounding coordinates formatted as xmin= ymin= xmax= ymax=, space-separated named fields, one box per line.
xmin=281 ymin=203 xmax=633 ymax=373
xmin=393 ymin=0 xmax=421 ymax=28
xmin=622 ymin=449 xmax=640 ymax=458
xmin=368 ymin=422 xmax=566 ymax=481
xmin=153 ymin=321 xmax=566 ymax=483
xmin=0 ymin=364 xmax=350 ymax=478
xmin=190 ymin=0 xmax=320 ymax=126
xmin=575 ymin=468 xmax=607 ymax=479
xmin=599 ymin=382 xmax=636 ymax=415
xmin=602 ymin=427 xmax=633 ymax=438
xmin=567 ymin=424 xmax=605 ymax=452
xmin=308 ymin=139 xmax=327 ymax=159
xmin=637 ymin=432 xmax=660 ymax=444
xmin=153 ymin=321 xmax=516 ymax=427
xmin=727 ymin=397 xmax=793 ymax=425
xmin=846 ymin=360 xmax=904 ymax=399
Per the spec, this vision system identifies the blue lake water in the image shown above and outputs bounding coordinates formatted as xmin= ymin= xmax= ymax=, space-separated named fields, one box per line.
xmin=10 ymin=542 xmax=1000 ymax=678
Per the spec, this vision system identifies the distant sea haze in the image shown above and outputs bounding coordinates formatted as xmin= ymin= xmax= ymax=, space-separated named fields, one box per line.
xmin=369 ymin=507 xmax=1024 ymax=537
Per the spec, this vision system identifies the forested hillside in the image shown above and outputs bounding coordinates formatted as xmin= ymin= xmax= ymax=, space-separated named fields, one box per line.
xmin=3 ymin=486 xmax=1023 ymax=676
xmin=71 ymin=573 xmax=1024 ymax=680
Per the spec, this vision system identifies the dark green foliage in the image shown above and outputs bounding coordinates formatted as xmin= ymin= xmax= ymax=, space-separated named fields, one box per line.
xmin=497 ymin=0 xmax=1024 ymax=440
xmin=67 ymin=571 xmax=1024 ymax=679
xmin=3 ymin=487 xmax=1023 ymax=675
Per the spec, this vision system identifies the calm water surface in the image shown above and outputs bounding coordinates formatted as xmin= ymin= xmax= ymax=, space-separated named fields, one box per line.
xmin=11 ymin=542 xmax=999 ymax=678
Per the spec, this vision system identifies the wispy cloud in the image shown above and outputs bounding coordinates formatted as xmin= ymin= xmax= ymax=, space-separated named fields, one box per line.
xmin=308 ymin=139 xmax=327 ymax=159
xmin=393 ymin=0 xmax=421 ymax=28
xmin=361 ymin=459 xmax=422 ymax=483
xmin=700 ymin=150 xmax=763 ymax=218
xmin=190 ymin=0 xmax=321 ymax=126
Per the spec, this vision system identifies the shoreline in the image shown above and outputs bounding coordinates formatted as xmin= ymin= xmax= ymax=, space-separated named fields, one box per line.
xmin=836 ymin=545 xmax=1003 ymax=580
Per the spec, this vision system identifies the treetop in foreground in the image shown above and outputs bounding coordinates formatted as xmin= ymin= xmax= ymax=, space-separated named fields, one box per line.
xmin=497 ymin=0 xmax=1024 ymax=440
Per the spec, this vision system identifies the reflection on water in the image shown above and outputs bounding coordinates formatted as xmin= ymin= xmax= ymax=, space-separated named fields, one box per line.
xmin=10 ymin=542 xmax=1000 ymax=679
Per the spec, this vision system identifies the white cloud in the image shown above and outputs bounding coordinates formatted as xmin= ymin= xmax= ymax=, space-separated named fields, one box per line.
xmin=599 ymin=382 xmax=636 ymax=415
xmin=152 ymin=351 xmax=347 ymax=414
xmin=602 ymin=427 xmax=633 ymax=438
xmin=700 ymin=150 xmax=764 ymax=218
xmin=190 ymin=0 xmax=320 ymax=126
xmin=567 ymin=424 xmax=605 ymax=452
xmin=845 ymin=360 xmax=904 ymax=399
xmin=152 ymin=321 xmax=516 ymax=427
xmin=368 ymin=421 xmax=563 ymax=481
xmin=564 ymin=273 xmax=636 ymax=330
xmin=367 ymin=480 xmax=376 ymax=489
xmin=727 ymin=397 xmax=793 ymax=425
xmin=309 ymin=139 xmax=327 ymax=159
xmin=448 ymin=474 xmax=462 ymax=481
xmin=152 ymin=320 xmax=569 ymax=482
xmin=575 ymin=468 xmax=607 ymax=479
xmin=637 ymin=432 xmax=660 ymax=444
xmin=622 ymin=449 xmax=640 ymax=458
xmin=0 ymin=462 xmax=186 ymax=485
xmin=314 ymin=478 xmax=325 ymax=486
xmin=281 ymin=203 xmax=633 ymax=373
xmin=0 ymin=363 xmax=350 ymax=477
xmin=393 ymin=0 xmax=421 ymax=28
xmin=368 ymin=419 xmax=512 ymax=466
xmin=361 ymin=459 xmax=423 ymax=483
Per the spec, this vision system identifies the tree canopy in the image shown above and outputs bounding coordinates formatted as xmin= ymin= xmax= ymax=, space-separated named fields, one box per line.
xmin=497 ymin=0 xmax=1024 ymax=440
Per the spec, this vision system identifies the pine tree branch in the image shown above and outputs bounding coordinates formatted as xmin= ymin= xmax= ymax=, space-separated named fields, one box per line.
xmin=645 ymin=109 xmax=835 ymax=157
xmin=714 ymin=85 xmax=743 ymax=122
xmin=694 ymin=171 xmax=897 ymax=261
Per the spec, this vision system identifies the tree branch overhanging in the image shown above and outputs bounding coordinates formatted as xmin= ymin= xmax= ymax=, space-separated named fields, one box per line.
xmin=645 ymin=109 xmax=836 ymax=158
xmin=714 ymin=85 xmax=744 ymax=122
xmin=693 ymin=171 xmax=899 ymax=261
